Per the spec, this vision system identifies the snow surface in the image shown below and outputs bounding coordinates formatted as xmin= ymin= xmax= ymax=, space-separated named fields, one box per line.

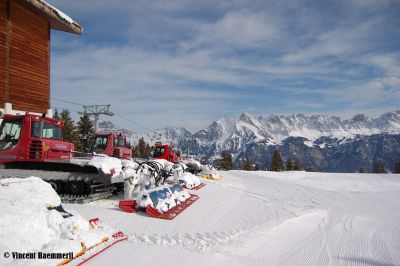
xmin=88 ymin=155 xmax=123 ymax=176
xmin=0 ymin=177 xmax=119 ymax=266
xmin=177 ymin=172 xmax=201 ymax=188
xmin=62 ymin=171 xmax=400 ymax=266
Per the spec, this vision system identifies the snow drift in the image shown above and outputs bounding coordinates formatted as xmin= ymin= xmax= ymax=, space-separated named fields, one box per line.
xmin=0 ymin=177 xmax=120 ymax=265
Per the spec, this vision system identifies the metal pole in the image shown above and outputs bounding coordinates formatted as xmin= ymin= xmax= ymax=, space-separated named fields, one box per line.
xmin=94 ymin=114 xmax=99 ymax=133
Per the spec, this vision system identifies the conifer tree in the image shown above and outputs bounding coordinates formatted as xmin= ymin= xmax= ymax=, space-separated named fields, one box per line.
xmin=220 ymin=152 xmax=233 ymax=170
xmin=286 ymin=159 xmax=293 ymax=171
xmin=144 ymin=143 xmax=152 ymax=157
xmin=358 ymin=167 xmax=365 ymax=173
xmin=77 ymin=114 xmax=95 ymax=152
xmin=254 ymin=164 xmax=260 ymax=171
xmin=372 ymin=162 xmax=386 ymax=173
xmin=53 ymin=109 xmax=60 ymax=120
xmin=241 ymin=158 xmax=253 ymax=171
xmin=271 ymin=150 xmax=284 ymax=172
xmin=60 ymin=109 xmax=79 ymax=148
xmin=394 ymin=161 xmax=400 ymax=174
xmin=306 ymin=165 xmax=314 ymax=172
xmin=293 ymin=159 xmax=303 ymax=171
xmin=135 ymin=137 xmax=147 ymax=157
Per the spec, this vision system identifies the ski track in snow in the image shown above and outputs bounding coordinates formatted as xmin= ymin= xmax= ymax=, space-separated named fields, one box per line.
xmin=65 ymin=171 xmax=400 ymax=266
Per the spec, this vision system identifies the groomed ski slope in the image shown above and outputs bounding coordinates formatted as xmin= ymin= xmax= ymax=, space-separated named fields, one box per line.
xmin=66 ymin=171 xmax=400 ymax=266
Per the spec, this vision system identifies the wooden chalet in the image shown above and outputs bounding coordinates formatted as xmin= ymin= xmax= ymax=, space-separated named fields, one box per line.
xmin=0 ymin=0 xmax=82 ymax=116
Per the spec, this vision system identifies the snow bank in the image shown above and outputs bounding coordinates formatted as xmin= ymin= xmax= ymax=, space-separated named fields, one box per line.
xmin=201 ymin=164 xmax=222 ymax=180
xmin=167 ymin=162 xmax=202 ymax=188
xmin=0 ymin=177 xmax=118 ymax=265
xmin=88 ymin=155 xmax=123 ymax=176
xmin=180 ymin=158 xmax=201 ymax=168
xmin=178 ymin=172 xmax=201 ymax=189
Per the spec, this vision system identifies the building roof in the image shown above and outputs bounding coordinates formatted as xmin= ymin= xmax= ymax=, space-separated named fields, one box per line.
xmin=16 ymin=0 xmax=83 ymax=34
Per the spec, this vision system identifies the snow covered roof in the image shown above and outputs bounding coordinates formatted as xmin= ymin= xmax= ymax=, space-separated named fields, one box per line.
xmin=17 ymin=0 xmax=82 ymax=34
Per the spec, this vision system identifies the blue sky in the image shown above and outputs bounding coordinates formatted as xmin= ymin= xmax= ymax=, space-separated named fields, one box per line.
xmin=48 ymin=0 xmax=400 ymax=132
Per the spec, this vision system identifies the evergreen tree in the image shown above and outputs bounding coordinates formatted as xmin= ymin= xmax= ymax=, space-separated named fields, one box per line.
xmin=135 ymin=137 xmax=147 ymax=157
xmin=77 ymin=114 xmax=95 ymax=152
xmin=254 ymin=164 xmax=260 ymax=171
xmin=219 ymin=152 xmax=233 ymax=170
xmin=240 ymin=158 xmax=253 ymax=171
xmin=372 ymin=162 xmax=386 ymax=173
xmin=53 ymin=108 xmax=60 ymax=120
xmin=60 ymin=109 xmax=79 ymax=148
xmin=271 ymin=150 xmax=285 ymax=172
xmin=358 ymin=167 xmax=365 ymax=173
xmin=395 ymin=161 xmax=400 ymax=174
xmin=144 ymin=143 xmax=152 ymax=157
xmin=293 ymin=159 xmax=303 ymax=171
xmin=286 ymin=159 xmax=293 ymax=171
xmin=306 ymin=165 xmax=314 ymax=172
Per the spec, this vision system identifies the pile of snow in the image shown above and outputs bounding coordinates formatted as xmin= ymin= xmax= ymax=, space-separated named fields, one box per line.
xmin=89 ymin=155 xmax=123 ymax=176
xmin=136 ymin=184 xmax=191 ymax=213
xmin=178 ymin=172 xmax=201 ymax=189
xmin=88 ymin=155 xmax=140 ymax=185
xmin=114 ymin=159 xmax=139 ymax=185
xmin=180 ymin=158 xmax=201 ymax=168
xmin=167 ymin=162 xmax=202 ymax=188
xmin=201 ymin=164 xmax=222 ymax=180
xmin=179 ymin=158 xmax=202 ymax=174
xmin=0 ymin=177 xmax=118 ymax=265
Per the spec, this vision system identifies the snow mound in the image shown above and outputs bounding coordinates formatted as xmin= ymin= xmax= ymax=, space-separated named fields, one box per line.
xmin=0 ymin=177 xmax=118 ymax=265
xmin=201 ymin=164 xmax=222 ymax=180
xmin=178 ymin=172 xmax=201 ymax=189
xmin=89 ymin=155 xmax=123 ymax=176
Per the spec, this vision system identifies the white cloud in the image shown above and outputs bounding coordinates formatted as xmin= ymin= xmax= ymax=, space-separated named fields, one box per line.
xmin=365 ymin=53 xmax=400 ymax=77
xmin=181 ymin=10 xmax=281 ymax=52
xmin=47 ymin=0 xmax=400 ymax=132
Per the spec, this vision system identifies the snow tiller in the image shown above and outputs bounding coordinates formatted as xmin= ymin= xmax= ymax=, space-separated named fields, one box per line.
xmin=119 ymin=183 xmax=199 ymax=220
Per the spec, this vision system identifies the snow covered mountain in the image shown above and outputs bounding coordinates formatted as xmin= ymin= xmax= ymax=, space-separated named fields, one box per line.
xmin=101 ymin=110 xmax=400 ymax=172
xmin=98 ymin=121 xmax=191 ymax=147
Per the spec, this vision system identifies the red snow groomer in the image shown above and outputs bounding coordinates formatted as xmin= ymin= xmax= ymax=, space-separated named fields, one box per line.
xmin=152 ymin=142 xmax=180 ymax=162
xmin=92 ymin=133 xmax=132 ymax=159
xmin=0 ymin=113 xmax=116 ymax=199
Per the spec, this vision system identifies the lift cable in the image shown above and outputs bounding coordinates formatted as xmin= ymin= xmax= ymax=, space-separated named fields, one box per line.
xmin=51 ymin=97 xmax=152 ymax=132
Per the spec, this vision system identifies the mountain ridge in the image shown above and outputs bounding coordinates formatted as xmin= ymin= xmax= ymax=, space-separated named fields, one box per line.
xmin=99 ymin=110 xmax=400 ymax=172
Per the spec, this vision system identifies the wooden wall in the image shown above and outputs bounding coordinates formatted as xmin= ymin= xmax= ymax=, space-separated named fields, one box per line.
xmin=0 ymin=0 xmax=50 ymax=113
xmin=0 ymin=0 xmax=6 ymax=106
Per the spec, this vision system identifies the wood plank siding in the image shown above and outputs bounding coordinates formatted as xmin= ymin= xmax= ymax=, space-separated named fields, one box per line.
xmin=0 ymin=0 xmax=50 ymax=113
xmin=0 ymin=0 xmax=6 ymax=105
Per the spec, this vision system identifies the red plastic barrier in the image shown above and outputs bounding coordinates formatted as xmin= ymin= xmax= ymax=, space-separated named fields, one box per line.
xmin=119 ymin=199 xmax=137 ymax=213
